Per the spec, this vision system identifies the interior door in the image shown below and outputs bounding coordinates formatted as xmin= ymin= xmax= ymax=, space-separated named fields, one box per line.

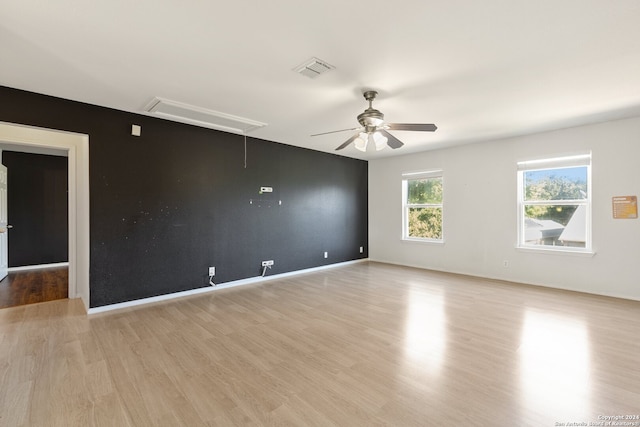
xmin=0 ymin=164 xmax=8 ymax=281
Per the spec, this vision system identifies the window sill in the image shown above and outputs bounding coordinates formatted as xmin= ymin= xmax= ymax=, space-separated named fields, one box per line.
xmin=516 ymin=246 xmax=595 ymax=257
xmin=402 ymin=238 xmax=445 ymax=245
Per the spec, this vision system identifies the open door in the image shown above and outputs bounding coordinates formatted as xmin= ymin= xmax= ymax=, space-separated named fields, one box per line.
xmin=0 ymin=164 xmax=8 ymax=281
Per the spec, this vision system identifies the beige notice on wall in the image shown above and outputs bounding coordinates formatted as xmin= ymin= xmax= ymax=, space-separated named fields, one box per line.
xmin=612 ymin=196 xmax=638 ymax=219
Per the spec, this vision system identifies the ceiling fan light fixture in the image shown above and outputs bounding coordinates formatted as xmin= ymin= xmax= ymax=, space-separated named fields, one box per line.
xmin=372 ymin=132 xmax=388 ymax=150
xmin=354 ymin=132 xmax=369 ymax=152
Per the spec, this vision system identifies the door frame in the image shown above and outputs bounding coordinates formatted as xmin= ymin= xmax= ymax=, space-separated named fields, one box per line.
xmin=0 ymin=122 xmax=90 ymax=311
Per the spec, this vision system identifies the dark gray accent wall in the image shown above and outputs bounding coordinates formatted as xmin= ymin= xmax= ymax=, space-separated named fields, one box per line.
xmin=0 ymin=86 xmax=368 ymax=307
xmin=2 ymin=151 xmax=68 ymax=267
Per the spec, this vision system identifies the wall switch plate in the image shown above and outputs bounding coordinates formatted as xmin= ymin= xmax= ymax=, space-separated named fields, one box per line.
xmin=209 ymin=266 xmax=215 ymax=276
xmin=131 ymin=124 xmax=141 ymax=136
xmin=261 ymin=260 xmax=274 ymax=267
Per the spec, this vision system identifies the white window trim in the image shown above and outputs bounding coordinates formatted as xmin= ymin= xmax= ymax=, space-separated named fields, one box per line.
xmin=516 ymin=154 xmax=593 ymax=254
xmin=402 ymin=170 xmax=444 ymax=243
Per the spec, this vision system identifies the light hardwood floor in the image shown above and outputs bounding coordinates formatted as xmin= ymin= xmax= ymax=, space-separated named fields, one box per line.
xmin=1 ymin=262 xmax=639 ymax=426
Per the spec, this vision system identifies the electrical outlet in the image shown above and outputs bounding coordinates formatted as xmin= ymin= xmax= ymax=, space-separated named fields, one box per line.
xmin=209 ymin=266 xmax=215 ymax=276
xmin=261 ymin=260 xmax=274 ymax=267
xmin=359 ymin=246 xmax=364 ymax=253
xmin=324 ymin=251 xmax=328 ymax=259
xmin=503 ymin=260 xmax=509 ymax=268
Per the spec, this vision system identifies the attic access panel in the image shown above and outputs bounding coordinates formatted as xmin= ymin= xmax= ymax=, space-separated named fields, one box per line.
xmin=144 ymin=97 xmax=267 ymax=134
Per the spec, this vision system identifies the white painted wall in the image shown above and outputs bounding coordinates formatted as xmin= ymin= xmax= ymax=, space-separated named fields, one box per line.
xmin=369 ymin=116 xmax=640 ymax=301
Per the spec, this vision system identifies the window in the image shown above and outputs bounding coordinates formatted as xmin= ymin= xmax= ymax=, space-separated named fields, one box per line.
xmin=402 ymin=171 xmax=443 ymax=241
xmin=517 ymin=154 xmax=591 ymax=252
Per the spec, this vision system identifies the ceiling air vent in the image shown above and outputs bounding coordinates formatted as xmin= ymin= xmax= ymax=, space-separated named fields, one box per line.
xmin=143 ymin=97 xmax=267 ymax=134
xmin=294 ymin=57 xmax=335 ymax=79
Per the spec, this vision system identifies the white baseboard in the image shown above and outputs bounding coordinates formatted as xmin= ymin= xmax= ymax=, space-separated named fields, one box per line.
xmin=370 ymin=258 xmax=640 ymax=302
xmin=8 ymin=262 xmax=69 ymax=272
xmin=87 ymin=259 xmax=368 ymax=315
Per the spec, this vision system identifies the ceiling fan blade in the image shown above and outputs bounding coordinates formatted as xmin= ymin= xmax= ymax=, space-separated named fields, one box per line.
xmin=335 ymin=133 xmax=359 ymax=150
xmin=311 ymin=127 xmax=361 ymax=137
xmin=386 ymin=123 xmax=437 ymax=132
xmin=380 ymin=130 xmax=404 ymax=149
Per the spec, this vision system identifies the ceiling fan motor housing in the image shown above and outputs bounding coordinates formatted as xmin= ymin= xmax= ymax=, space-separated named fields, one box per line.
xmin=357 ymin=108 xmax=384 ymax=131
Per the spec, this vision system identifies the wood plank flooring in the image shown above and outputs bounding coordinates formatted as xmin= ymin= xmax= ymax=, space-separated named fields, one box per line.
xmin=0 ymin=262 xmax=639 ymax=426
xmin=0 ymin=267 xmax=68 ymax=309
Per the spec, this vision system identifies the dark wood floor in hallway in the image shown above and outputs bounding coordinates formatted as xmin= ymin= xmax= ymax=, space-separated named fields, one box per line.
xmin=0 ymin=266 xmax=68 ymax=308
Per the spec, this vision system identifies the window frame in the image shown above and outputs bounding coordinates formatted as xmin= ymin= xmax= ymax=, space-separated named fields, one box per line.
xmin=516 ymin=154 xmax=592 ymax=254
xmin=402 ymin=170 xmax=444 ymax=243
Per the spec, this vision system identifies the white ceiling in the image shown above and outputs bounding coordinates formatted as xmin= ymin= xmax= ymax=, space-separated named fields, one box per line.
xmin=2 ymin=0 xmax=640 ymax=160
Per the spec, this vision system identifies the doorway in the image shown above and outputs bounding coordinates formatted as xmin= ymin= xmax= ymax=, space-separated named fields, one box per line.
xmin=0 ymin=150 xmax=69 ymax=308
xmin=0 ymin=122 xmax=90 ymax=311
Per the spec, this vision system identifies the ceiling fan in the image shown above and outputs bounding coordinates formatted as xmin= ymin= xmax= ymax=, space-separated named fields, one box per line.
xmin=311 ymin=90 xmax=437 ymax=152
